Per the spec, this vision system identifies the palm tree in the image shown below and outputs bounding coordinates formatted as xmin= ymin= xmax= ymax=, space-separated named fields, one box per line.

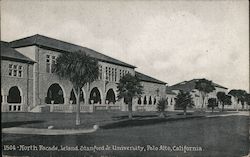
xmin=229 ymin=89 xmax=247 ymax=111
xmin=208 ymin=98 xmax=218 ymax=113
xmin=157 ymin=98 xmax=168 ymax=118
xmin=55 ymin=51 xmax=99 ymax=125
xmin=195 ymin=79 xmax=215 ymax=108
xmin=175 ymin=91 xmax=194 ymax=115
xmin=117 ymin=73 xmax=143 ymax=119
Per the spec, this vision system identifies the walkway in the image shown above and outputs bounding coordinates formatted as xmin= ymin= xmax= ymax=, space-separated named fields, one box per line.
xmin=2 ymin=126 xmax=98 ymax=135
xmin=206 ymin=111 xmax=249 ymax=118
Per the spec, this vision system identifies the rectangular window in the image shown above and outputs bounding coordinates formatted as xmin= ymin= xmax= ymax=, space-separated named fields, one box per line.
xmin=18 ymin=71 xmax=22 ymax=77
xmin=46 ymin=55 xmax=57 ymax=73
xmin=51 ymin=59 xmax=56 ymax=73
xmin=119 ymin=69 xmax=122 ymax=79
xmin=13 ymin=65 xmax=17 ymax=77
xmin=108 ymin=67 xmax=111 ymax=81
xmin=18 ymin=65 xmax=23 ymax=77
xmin=46 ymin=55 xmax=51 ymax=73
xmin=115 ymin=68 xmax=117 ymax=82
xmin=111 ymin=68 xmax=114 ymax=82
xmin=9 ymin=69 xmax=12 ymax=76
xmin=99 ymin=65 xmax=102 ymax=80
xmin=8 ymin=64 xmax=23 ymax=77
xmin=105 ymin=67 xmax=108 ymax=81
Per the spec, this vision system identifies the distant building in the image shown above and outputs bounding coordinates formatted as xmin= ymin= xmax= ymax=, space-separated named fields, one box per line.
xmin=166 ymin=79 xmax=228 ymax=109
xmin=1 ymin=35 xmax=166 ymax=112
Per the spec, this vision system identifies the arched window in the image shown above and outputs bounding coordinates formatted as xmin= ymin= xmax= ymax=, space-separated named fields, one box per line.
xmin=7 ymin=86 xmax=21 ymax=103
xmin=70 ymin=89 xmax=76 ymax=104
xmin=46 ymin=83 xmax=64 ymax=104
xmin=106 ymin=89 xmax=116 ymax=104
xmin=149 ymin=96 xmax=152 ymax=105
xmin=89 ymin=87 xmax=101 ymax=104
xmin=154 ymin=97 xmax=157 ymax=105
xmin=70 ymin=89 xmax=85 ymax=105
xmin=143 ymin=96 xmax=147 ymax=105
xmin=137 ymin=97 xmax=142 ymax=105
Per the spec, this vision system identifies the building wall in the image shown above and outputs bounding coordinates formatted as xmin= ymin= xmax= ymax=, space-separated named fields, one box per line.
xmin=1 ymin=60 xmax=33 ymax=112
xmin=169 ymin=87 xmax=228 ymax=109
xmin=132 ymin=81 xmax=166 ymax=111
xmin=27 ymin=47 xmax=135 ymax=108
xmin=3 ymin=45 xmax=167 ymax=112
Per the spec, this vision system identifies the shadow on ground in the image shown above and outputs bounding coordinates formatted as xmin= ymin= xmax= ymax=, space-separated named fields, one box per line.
xmin=2 ymin=120 xmax=44 ymax=128
xmin=101 ymin=115 xmax=204 ymax=129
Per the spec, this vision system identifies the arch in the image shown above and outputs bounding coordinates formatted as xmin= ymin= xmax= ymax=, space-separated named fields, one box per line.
xmin=106 ymin=89 xmax=116 ymax=104
xmin=154 ymin=97 xmax=157 ymax=105
xmin=70 ymin=88 xmax=85 ymax=105
xmin=46 ymin=83 xmax=64 ymax=104
xmin=149 ymin=96 xmax=152 ymax=105
xmin=7 ymin=86 xmax=21 ymax=103
xmin=143 ymin=96 xmax=147 ymax=105
xmin=138 ymin=97 xmax=142 ymax=105
xmin=69 ymin=89 xmax=76 ymax=104
xmin=89 ymin=87 xmax=101 ymax=104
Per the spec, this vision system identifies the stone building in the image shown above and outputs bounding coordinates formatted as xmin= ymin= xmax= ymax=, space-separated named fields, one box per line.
xmin=1 ymin=34 xmax=167 ymax=112
xmin=166 ymin=79 xmax=228 ymax=109
xmin=1 ymin=41 xmax=35 ymax=112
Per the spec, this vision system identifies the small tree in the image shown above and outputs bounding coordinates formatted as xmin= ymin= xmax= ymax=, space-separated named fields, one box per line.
xmin=195 ymin=79 xmax=215 ymax=108
xmin=229 ymin=89 xmax=247 ymax=111
xmin=117 ymin=74 xmax=143 ymax=119
xmin=217 ymin=92 xmax=226 ymax=111
xmin=175 ymin=91 xmax=194 ymax=115
xmin=157 ymin=98 xmax=168 ymax=118
xmin=207 ymin=98 xmax=218 ymax=113
xmin=245 ymin=93 xmax=250 ymax=106
xmin=223 ymin=94 xmax=232 ymax=108
xmin=55 ymin=51 xmax=99 ymax=125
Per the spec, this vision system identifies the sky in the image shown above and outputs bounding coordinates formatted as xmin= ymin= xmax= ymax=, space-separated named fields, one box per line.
xmin=1 ymin=0 xmax=249 ymax=91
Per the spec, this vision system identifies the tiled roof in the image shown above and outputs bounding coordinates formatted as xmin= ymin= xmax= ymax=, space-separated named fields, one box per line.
xmin=135 ymin=71 xmax=166 ymax=85
xmin=166 ymin=89 xmax=177 ymax=95
xmin=1 ymin=41 xmax=35 ymax=64
xmin=10 ymin=34 xmax=136 ymax=68
xmin=167 ymin=79 xmax=227 ymax=92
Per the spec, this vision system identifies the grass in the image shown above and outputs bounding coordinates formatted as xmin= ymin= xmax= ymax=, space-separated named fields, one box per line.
xmin=2 ymin=111 xmax=249 ymax=157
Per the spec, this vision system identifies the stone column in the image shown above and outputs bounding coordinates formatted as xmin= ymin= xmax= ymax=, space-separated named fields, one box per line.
xmin=2 ymin=95 xmax=8 ymax=112
xmin=64 ymin=97 xmax=70 ymax=105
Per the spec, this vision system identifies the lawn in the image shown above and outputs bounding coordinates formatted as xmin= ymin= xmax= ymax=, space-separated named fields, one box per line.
xmin=2 ymin=111 xmax=249 ymax=157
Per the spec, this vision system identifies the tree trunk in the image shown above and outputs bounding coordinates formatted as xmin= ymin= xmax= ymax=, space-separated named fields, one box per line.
xmin=222 ymin=104 xmax=224 ymax=112
xmin=159 ymin=112 xmax=165 ymax=118
xmin=183 ymin=107 xmax=187 ymax=116
xmin=201 ymin=92 xmax=206 ymax=108
xmin=128 ymin=99 xmax=133 ymax=120
xmin=76 ymin=87 xmax=81 ymax=126
xmin=236 ymin=98 xmax=239 ymax=112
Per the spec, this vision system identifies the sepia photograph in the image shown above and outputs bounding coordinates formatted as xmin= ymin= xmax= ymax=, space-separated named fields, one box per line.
xmin=1 ymin=0 xmax=249 ymax=157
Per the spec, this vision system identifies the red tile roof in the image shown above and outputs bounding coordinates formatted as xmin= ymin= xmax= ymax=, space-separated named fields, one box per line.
xmin=10 ymin=34 xmax=136 ymax=68
xmin=136 ymin=71 xmax=166 ymax=85
xmin=1 ymin=41 xmax=35 ymax=64
xmin=167 ymin=79 xmax=227 ymax=92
